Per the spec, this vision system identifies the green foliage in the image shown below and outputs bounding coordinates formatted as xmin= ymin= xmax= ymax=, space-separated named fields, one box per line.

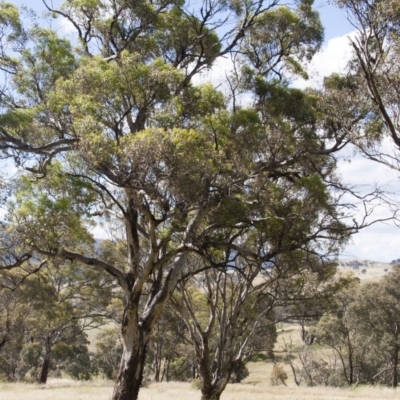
xmin=230 ymin=361 xmax=249 ymax=383
xmin=167 ymin=356 xmax=193 ymax=381
xmin=241 ymin=0 xmax=323 ymax=79
xmin=15 ymin=28 xmax=76 ymax=97
xmin=92 ymin=328 xmax=122 ymax=380
xmin=0 ymin=1 xmax=24 ymax=72
xmin=63 ymin=344 xmax=92 ymax=381
xmin=295 ymin=267 xmax=400 ymax=388
xmin=20 ymin=343 xmax=42 ymax=369
xmin=190 ymin=377 xmax=201 ymax=390
xmin=156 ymin=8 xmax=221 ymax=68
xmin=11 ymin=167 xmax=96 ymax=251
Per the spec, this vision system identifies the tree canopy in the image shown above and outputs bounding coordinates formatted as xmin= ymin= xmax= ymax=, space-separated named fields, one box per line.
xmin=0 ymin=1 xmax=393 ymax=399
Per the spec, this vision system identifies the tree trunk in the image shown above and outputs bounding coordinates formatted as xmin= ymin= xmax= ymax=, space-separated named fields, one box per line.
xmin=392 ymin=346 xmax=399 ymax=388
xmin=200 ymin=379 xmax=229 ymax=400
xmin=198 ymin=348 xmax=229 ymax=400
xmin=348 ymin=353 xmax=353 ymax=385
xmin=345 ymin=329 xmax=353 ymax=385
xmin=200 ymin=390 xmax=222 ymax=400
xmin=165 ymin=357 xmax=171 ymax=382
xmin=111 ymin=295 xmax=154 ymax=400
xmin=111 ymin=209 xmax=202 ymax=399
xmin=111 ymin=340 xmax=147 ymax=400
xmin=153 ymin=344 xmax=161 ymax=382
xmin=201 ymin=393 xmax=221 ymax=400
xmin=38 ymin=338 xmax=51 ymax=384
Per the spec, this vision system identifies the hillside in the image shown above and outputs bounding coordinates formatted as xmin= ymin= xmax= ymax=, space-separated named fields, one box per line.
xmin=337 ymin=258 xmax=393 ymax=282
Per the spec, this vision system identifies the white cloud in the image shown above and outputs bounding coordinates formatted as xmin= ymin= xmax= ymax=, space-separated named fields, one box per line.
xmin=343 ymin=223 xmax=400 ymax=262
xmin=337 ymin=141 xmax=400 ymax=262
xmin=58 ymin=17 xmax=76 ymax=35
xmin=192 ymin=55 xmax=234 ymax=88
xmin=290 ymin=31 xmax=400 ymax=262
xmin=293 ymin=31 xmax=357 ymax=89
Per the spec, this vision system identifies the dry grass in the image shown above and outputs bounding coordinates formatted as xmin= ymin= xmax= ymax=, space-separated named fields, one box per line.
xmin=0 ymin=376 xmax=399 ymax=400
xmin=0 ymin=379 xmax=114 ymax=400
xmin=0 ymin=324 xmax=396 ymax=400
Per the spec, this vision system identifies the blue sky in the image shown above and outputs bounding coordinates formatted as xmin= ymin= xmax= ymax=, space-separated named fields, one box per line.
xmin=6 ymin=0 xmax=400 ymax=262
xmin=315 ymin=1 xmax=354 ymax=41
xmin=11 ymin=0 xmax=355 ymax=41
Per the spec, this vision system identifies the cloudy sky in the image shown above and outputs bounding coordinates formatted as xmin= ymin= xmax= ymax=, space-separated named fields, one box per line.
xmin=7 ymin=0 xmax=400 ymax=262
xmin=301 ymin=1 xmax=400 ymax=262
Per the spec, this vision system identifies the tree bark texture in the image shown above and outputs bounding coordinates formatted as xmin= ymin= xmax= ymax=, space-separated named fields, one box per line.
xmin=111 ymin=337 xmax=147 ymax=400
xmin=392 ymin=346 xmax=399 ymax=388
xmin=38 ymin=338 xmax=51 ymax=384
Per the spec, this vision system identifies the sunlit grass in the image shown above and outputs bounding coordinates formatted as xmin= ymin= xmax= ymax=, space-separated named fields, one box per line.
xmin=0 ymin=374 xmax=399 ymax=400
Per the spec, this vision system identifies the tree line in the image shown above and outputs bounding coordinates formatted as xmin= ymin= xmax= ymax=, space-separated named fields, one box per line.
xmin=0 ymin=252 xmax=344 ymax=399
xmin=286 ymin=264 xmax=400 ymax=388
xmin=4 ymin=257 xmax=400 ymax=396
xmin=0 ymin=0 xmax=399 ymax=399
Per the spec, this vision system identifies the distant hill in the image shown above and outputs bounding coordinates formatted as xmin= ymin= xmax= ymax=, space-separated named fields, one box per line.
xmin=337 ymin=258 xmax=392 ymax=282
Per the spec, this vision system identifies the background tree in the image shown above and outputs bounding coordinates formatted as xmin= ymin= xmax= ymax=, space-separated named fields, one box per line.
xmin=287 ymin=265 xmax=400 ymax=388
xmin=145 ymin=306 xmax=189 ymax=383
xmin=21 ymin=257 xmax=112 ymax=383
xmin=349 ymin=266 xmax=400 ymax=387
xmin=171 ymin=258 xmax=277 ymax=400
xmin=314 ymin=281 xmax=364 ymax=386
xmin=333 ymin=0 xmax=400 ymax=168
xmin=0 ymin=284 xmax=29 ymax=381
xmin=170 ymin=251 xmax=346 ymax=400
xmin=92 ymin=327 xmax=123 ymax=380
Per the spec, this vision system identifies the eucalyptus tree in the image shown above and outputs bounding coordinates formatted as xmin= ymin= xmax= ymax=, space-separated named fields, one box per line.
xmin=0 ymin=254 xmax=112 ymax=383
xmin=23 ymin=258 xmax=112 ymax=383
xmin=314 ymin=281 xmax=364 ymax=386
xmin=309 ymin=266 xmax=400 ymax=388
xmin=171 ymin=257 xmax=277 ymax=400
xmin=0 ymin=257 xmax=50 ymax=381
xmin=171 ymin=251 xmax=341 ymax=400
xmin=0 ymin=283 xmax=29 ymax=380
xmin=349 ymin=266 xmax=400 ymax=387
xmin=332 ymin=0 xmax=400 ymax=167
xmin=0 ymin=1 xmax=373 ymax=399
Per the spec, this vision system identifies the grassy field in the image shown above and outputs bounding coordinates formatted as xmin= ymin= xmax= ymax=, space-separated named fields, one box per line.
xmin=0 ymin=377 xmax=399 ymax=400
xmin=4 ymin=324 xmax=392 ymax=400
xmin=2 ymin=300 xmax=394 ymax=400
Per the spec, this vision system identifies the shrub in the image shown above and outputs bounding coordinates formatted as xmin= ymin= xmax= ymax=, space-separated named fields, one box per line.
xmin=270 ymin=363 xmax=288 ymax=386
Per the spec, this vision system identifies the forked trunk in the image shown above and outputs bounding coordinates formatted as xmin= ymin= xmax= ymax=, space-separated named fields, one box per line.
xmin=111 ymin=210 xmax=201 ymax=399
xmin=199 ymin=365 xmax=229 ymax=400
xmin=197 ymin=335 xmax=230 ymax=400
xmin=201 ymin=392 xmax=222 ymax=400
xmin=200 ymin=380 xmax=227 ymax=400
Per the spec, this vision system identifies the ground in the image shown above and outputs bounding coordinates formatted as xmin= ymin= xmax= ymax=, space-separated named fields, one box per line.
xmin=0 ymin=377 xmax=399 ymax=400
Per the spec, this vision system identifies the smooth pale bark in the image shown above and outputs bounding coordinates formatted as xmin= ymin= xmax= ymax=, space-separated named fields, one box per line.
xmin=46 ymin=205 xmax=204 ymax=400
xmin=111 ymin=339 xmax=147 ymax=400
xmin=111 ymin=211 xmax=202 ymax=400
